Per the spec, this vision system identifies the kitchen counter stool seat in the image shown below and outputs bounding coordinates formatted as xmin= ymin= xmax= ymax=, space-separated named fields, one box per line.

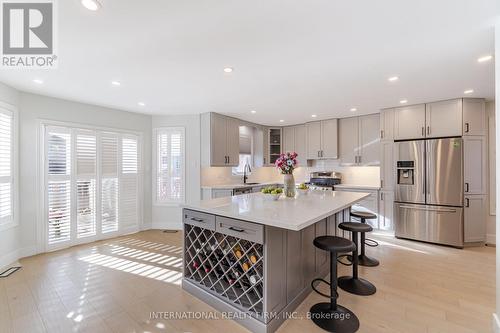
xmin=338 ymin=222 xmax=376 ymax=296
xmin=350 ymin=210 xmax=379 ymax=267
xmin=310 ymin=236 xmax=359 ymax=333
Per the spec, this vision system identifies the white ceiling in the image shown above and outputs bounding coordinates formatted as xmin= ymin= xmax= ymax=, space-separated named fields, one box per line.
xmin=0 ymin=0 xmax=497 ymax=126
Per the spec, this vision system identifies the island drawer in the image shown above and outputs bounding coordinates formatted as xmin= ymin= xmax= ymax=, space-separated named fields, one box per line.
xmin=216 ymin=217 xmax=264 ymax=244
xmin=183 ymin=209 xmax=216 ymax=231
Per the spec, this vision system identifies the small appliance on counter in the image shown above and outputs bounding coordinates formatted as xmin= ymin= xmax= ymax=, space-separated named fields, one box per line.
xmin=308 ymin=171 xmax=341 ymax=191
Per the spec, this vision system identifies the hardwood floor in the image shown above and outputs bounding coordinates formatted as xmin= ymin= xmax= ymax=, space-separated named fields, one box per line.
xmin=0 ymin=230 xmax=494 ymax=333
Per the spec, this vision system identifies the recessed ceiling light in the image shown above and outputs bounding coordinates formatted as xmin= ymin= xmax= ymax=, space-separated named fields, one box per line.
xmin=223 ymin=67 xmax=233 ymax=73
xmin=477 ymin=55 xmax=493 ymax=63
xmin=400 ymin=99 xmax=408 ymax=104
xmin=311 ymin=114 xmax=317 ymax=118
xmin=138 ymin=102 xmax=145 ymax=107
xmin=81 ymin=0 xmax=101 ymax=11
xmin=350 ymin=108 xmax=357 ymax=112
xmin=279 ymin=119 xmax=284 ymax=123
xmin=33 ymin=79 xmax=43 ymax=84
xmin=464 ymin=89 xmax=474 ymax=94
xmin=111 ymin=81 xmax=121 ymax=86
xmin=250 ymin=110 xmax=256 ymax=114
xmin=388 ymin=76 xmax=399 ymax=82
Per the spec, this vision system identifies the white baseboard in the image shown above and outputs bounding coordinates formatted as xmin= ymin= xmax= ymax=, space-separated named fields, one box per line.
xmin=493 ymin=313 xmax=500 ymax=333
xmin=0 ymin=249 xmax=20 ymax=272
xmin=151 ymin=221 xmax=182 ymax=230
xmin=487 ymin=233 xmax=496 ymax=245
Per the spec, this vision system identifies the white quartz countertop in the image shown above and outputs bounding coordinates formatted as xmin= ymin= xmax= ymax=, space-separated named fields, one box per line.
xmin=335 ymin=184 xmax=381 ymax=191
xmin=183 ymin=190 xmax=370 ymax=231
xmin=201 ymin=181 xmax=280 ymax=190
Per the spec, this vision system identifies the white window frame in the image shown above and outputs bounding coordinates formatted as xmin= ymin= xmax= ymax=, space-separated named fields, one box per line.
xmin=153 ymin=127 xmax=186 ymax=206
xmin=0 ymin=101 xmax=18 ymax=232
xmin=38 ymin=120 xmax=143 ymax=252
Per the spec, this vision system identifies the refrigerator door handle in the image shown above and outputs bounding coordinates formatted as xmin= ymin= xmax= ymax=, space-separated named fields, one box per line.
xmin=398 ymin=205 xmax=457 ymax=213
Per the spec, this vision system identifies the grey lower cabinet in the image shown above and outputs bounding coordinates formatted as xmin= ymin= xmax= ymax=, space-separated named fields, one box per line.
xmin=182 ymin=209 xmax=348 ymax=333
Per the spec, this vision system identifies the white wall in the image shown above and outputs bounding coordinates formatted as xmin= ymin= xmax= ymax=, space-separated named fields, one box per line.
xmin=152 ymin=114 xmax=201 ymax=230
xmin=19 ymin=92 xmax=152 ymax=255
xmin=494 ymin=21 xmax=500 ymax=332
xmin=0 ymin=83 xmax=21 ymax=269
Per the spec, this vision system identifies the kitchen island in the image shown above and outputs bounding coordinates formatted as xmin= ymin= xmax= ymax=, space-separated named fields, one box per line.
xmin=182 ymin=190 xmax=370 ymax=333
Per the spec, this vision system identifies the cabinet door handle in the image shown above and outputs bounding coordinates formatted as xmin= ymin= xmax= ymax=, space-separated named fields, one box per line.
xmin=465 ymin=122 xmax=470 ymax=133
xmin=228 ymin=156 xmax=230 ymax=164
xmin=465 ymin=198 xmax=470 ymax=208
xmin=228 ymin=226 xmax=245 ymax=233
xmin=381 ymin=180 xmax=384 ymax=188
xmin=358 ymin=155 xmax=361 ymax=164
xmin=380 ymin=130 xmax=384 ymax=139
xmin=427 ymin=126 xmax=430 ymax=135
xmin=190 ymin=217 xmax=204 ymax=223
xmin=380 ymin=192 xmax=384 ymax=200
xmin=321 ymin=150 xmax=324 ymax=157
xmin=465 ymin=182 xmax=469 ymax=193
xmin=421 ymin=126 xmax=425 ymax=136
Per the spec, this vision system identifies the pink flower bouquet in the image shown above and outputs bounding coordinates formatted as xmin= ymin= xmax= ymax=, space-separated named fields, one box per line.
xmin=275 ymin=152 xmax=298 ymax=174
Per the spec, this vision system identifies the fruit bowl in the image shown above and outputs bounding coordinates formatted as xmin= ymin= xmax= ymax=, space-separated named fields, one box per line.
xmin=265 ymin=193 xmax=281 ymax=201
xmin=297 ymin=188 xmax=309 ymax=195
xmin=261 ymin=186 xmax=283 ymax=200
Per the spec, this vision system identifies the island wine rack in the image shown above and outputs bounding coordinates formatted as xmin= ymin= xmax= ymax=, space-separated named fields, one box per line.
xmin=184 ymin=223 xmax=264 ymax=317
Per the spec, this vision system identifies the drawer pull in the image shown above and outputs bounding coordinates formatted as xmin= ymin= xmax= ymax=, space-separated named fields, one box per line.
xmin=190 ymin=217 xmax=204 ymax=223
xmin=228 ymin=226 xmax=245 ymax=233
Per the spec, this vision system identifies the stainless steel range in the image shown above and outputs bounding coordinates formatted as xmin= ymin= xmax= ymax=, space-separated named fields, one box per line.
xmin=308 ymin=171 xmax=341 ymax=191
xmin=394 ymin=137 xmax=464 ymax=247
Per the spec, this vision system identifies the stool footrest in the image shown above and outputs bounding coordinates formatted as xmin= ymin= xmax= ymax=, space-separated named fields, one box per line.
xmin=337 ymin=254 xmax=353 ymax=266
xmin=365 ymin=238 xmax=379 ymax=247
xmin=311 ymin=278 xmax=338 ymax=300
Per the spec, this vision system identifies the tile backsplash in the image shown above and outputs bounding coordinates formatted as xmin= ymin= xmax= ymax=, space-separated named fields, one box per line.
xmin=201 ymin=159 xmax=380 ymax=187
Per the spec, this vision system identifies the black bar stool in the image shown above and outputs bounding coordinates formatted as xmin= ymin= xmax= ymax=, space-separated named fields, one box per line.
xmin=350 ymin=211 xmax=379 ymax=267
xmin=310 ymin=235 xmax=359 ymax=333
xmin=337 ymin=222 xmax=376 ymax=296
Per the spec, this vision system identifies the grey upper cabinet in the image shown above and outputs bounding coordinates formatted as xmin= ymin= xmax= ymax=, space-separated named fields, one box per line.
xmin=339 ymin=114 xmax=380 ymax=165
xmin=200 ymin=112 xmax=240 ymax=167
xmin=321 ymin=119 xmax=338 ymax=159
xmin=463 ymin=98 xmax=486 ymax=136
xmin=339 ymin=117 xmax=358 ymax=165
xmin=306 ymin=119 xmax=338 ymax=160
xmin=393 ymin=98 xmax=486 ymax=140
xmin=283 ymin=125 xmax=307 ymax=166
xmin=425 ymin=99 xmax=462 ymax=138
xmin=306 ymin=121 xmax=322 ymax=159
xmin=394 ymin=104 xmax=426 ymax=140
xmin=380 ymin=108 xmax=395 ymax=141
xmin=359 ymin=114 xmax=380 ymax=165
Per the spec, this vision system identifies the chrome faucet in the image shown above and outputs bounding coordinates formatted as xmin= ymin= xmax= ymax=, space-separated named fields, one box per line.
xmin=243 ymin=162 xmax=252 ymax=184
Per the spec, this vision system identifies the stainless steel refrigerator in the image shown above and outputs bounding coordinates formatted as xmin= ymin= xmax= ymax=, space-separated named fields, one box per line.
xmin=394 ymin=138 xmax=464 ymax=247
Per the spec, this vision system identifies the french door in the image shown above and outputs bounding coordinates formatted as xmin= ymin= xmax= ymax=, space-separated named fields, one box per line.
xmin=44 ymin=125 xmax=140 ymax=250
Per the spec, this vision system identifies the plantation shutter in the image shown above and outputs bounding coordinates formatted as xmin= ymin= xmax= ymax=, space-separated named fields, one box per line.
xmin=76 ymin=131 xmax=97 ymax=238
xmin=100 ymin=133 xmax=118 ymax=233
xmin=0 ymin=109 xmax=13 ymax=225
xmin=119 ymin=136 xmax=139 ymax=229
xmin=47 ymin=127 xmax=72 ymax=244
xmin=156 ymin=128 xmax=185 ymax=204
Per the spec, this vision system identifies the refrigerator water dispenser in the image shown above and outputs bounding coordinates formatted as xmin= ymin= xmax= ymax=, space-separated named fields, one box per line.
xmin=397 ymin=161 xmax=414 ymax=185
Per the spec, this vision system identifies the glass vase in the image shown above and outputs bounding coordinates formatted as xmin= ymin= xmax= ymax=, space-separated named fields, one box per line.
xmin=283 ymin=174 xmax=296 ymax=197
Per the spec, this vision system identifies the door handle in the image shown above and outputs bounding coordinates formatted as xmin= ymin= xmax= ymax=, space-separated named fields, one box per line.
xmin=228 ymin=226 xmax=245 ymax=233
xmin=465 ymin=182 xmax=469 ymax=192
xmin=465 ymin=122 xmax=470 ymax=133
xmin=398 ymin=205 xmax=457 ymax=213
xmin=465 ymin=198 xmax=470 ymax=207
